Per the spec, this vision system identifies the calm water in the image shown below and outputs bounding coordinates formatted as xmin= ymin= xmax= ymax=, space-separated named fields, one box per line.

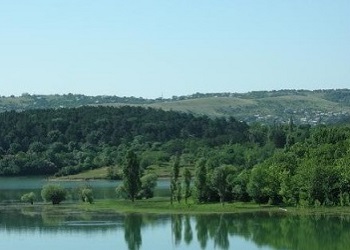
xmin=1 ymin=177 xmax=350 ymax=250
xmin=0 ymin=177 xmax=170 ymax=203
xmin=1 ymin=209 xmax=350 ymax=250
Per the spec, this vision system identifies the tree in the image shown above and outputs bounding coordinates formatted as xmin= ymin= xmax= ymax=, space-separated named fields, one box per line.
xmin=171 ymin=155 xmax=181 ymax=204
xmin=139 ymin=174 xmax=157 ymax=199
xmin=211 ymin=167 xmax=228 ymax=204
xmin=122 ymin=150 xmax=141 ymax=202
xmin=176 ymin=180 xmax=182 ymax=203
xmin=21 ymin=192 xmax=36 ymax=205
xmin=247 ymin=165 xmax=270 ymax=204
xmin=194 ymin=158 xmax=208 ymax=203
xmin=183 ymin=168 xmax=192 ymax=204
xmin=41 ymin=184 xmax=67 ymax=205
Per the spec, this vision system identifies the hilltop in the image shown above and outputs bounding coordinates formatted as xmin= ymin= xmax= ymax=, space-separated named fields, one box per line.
xmin=1 ymin=89 xmax=349 ymax=125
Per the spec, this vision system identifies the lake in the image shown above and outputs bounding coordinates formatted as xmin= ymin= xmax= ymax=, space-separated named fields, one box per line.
xmin=1 ymin=177 xmax=350 ymax=250
xmin=0 ymin=176 xmax=170 ymax=203
xmin=1 ymin=208 xmax=350 ymax=250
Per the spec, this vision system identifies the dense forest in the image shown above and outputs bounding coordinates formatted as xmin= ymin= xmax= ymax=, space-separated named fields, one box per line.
xmin=0 ymin=105 xmax=350 ymax=206
xmin=0 ymin=106 xmax=249 ymax=176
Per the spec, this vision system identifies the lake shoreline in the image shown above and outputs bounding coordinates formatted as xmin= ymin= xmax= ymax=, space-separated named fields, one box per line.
xmin=4 ymin=199 xmax=350 ymax=217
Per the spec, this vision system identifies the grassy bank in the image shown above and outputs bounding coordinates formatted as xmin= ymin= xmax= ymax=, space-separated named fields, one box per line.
xmin=51 ymin=167 xmax=110 ymax=180
xmin=51 ymin=165 xmax=175 ymax=180
xmin=74 ymin=198 xmax=350 ymax=216
xmin=77 ymin=198 xmax=275 ymax=214
xmin=3 ymin=198 xmax=350 ymax=217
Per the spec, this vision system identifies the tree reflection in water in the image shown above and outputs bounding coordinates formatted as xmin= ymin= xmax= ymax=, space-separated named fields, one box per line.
xmin=171 ymin=214 xmax=183 ymax=246
xmin=124 ymin=214 xmax=142 ymax=250
xmin=184 ymin=215 xmax=193 ymax=245
xmin=2 ymin=208 xmax=350 ymax=250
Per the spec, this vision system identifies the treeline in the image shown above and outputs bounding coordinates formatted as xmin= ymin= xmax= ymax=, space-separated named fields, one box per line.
xmin=2 ymin=89 xmax=348 ymax=112
xmin=0 ymin=93 xmax=156 ymax=112
xmin=323 ymin=88 xmax=350 ymax=106
xmin=191 ymin=124 xmax=350 ymax=206
xmin=0 ymin=106 xmax=250 ymax=176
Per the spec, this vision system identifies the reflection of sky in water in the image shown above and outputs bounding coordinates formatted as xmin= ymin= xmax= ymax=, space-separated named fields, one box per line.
xmin=0 ymin=230 xmax=127 ymax=250
xmin=0 ymin=218 xmax=272 ymax=250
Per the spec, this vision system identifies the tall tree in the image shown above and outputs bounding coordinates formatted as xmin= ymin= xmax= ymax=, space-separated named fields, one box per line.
xmin=170 ymin=155 xmax=180 ymax=204
xmin=122 ymin=150 xmax=141 ymax=202
xmin=194 ymin=158 xmax=208 ymax=203
xmin=211 ymin=166 xmax=228 ymax=205
xmin=183 ymin=168 xmax=192 ymax=204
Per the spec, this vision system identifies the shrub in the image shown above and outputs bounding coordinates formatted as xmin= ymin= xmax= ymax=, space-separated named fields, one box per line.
xmin=139 ymin=174 xmax=158 ymax=199
xmin=81 ymin=188 xmax=94 ymax=204
xmin=21 ymin=192 xmax=36 ymax=205
xmin=41 ymin=184 xmax=67 ymax=205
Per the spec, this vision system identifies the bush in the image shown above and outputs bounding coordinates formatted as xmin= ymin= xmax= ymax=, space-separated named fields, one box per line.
xmin=81 ymin=188 xmax=94 ymax=204
xmin=139 ymin=174 xmax=158 ymax=199
xmin=115 ymin=185 xmax=128 ymax=199
xmin=41 ymin=184 xmax=67 ymax=205
xmin=21 ymin=192 xmax=36 ymax=205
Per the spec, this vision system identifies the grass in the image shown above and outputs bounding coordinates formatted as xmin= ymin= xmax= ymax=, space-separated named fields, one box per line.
xmin=143 ymin=164 xmax=173 ymax=178
xmin=2 ymin=199 xmax=271 ymax=216
xmin=53 ymin=167 xmax=109 ymax=180
xmin=4 ymin=198 xmax=350 ymax=217
xmin=148 ymin=97 xmax=257 ymax=117
xmin=76 ymin=198 xmax=277 ymax=215
xmin=69 ymin=199 xmax=350 ymax=217
xmin=54 ymin=165 xmax=177 ymax=180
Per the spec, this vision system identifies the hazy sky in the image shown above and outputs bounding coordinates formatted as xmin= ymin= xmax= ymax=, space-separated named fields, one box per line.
xmin=0 ymin=0 xmax=349 ymax=98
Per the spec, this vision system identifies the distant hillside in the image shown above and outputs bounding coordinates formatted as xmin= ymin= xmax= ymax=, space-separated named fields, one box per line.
xmin=1 ymin=89 xmax=349 ymax=125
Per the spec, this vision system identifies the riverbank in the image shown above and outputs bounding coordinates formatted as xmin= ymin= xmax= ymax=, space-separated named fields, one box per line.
xmin=0 ymin=199 xmax=271 ymax=216
xmin=3 ymin=198 xmax=350 ymax=217
xmin=75 ymin=198 xmax=350 ymax=216
xmin=77 ymin=199 xmax=275 ymax=214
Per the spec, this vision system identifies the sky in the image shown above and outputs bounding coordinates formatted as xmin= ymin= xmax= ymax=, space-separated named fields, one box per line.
xmin=0 ymin=0 xmax=349 ymax=98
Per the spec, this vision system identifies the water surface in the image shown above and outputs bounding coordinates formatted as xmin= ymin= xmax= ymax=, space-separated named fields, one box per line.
xmin=0 ymin=176 xmax=170 ymax=202
xmin=1 ymin=208 xmax=350 ymax=250
xmin=1 ymin=177 xmax=350 ymax=250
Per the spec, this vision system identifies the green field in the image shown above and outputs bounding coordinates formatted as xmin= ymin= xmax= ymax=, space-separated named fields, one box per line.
xmin=77 ymin=198 xmax=277 ymax=214
xmin=53 ymin=167 xmax=110 ymax=180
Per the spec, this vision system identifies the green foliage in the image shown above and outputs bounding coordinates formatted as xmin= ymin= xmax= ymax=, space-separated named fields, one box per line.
xmin=115 ymin=185 xmax=128 ymax=199
xmin=107 ymin=166 xmax=122 ymax=180
xmin=21 ymin=192 xmax=36 ymax=205
xmin=247 ymin=165 xmax=270 ymax=204
xmin=139 ymin=174 xmax=158 ymax=199
xmin=211 ymin=165 xmax=237 ymax=204
xmin=170 ymin=156 xmax=181 ymax=204
xmin=183 ymin=168 xmax=192 ymax=203
xmin=176 ymin=181 xmax=182 ymax=204
xmin=1 ymin=102 xmax=349 ymax=208
xmin=0 ymin=106 xmax=251 ymax=176
xmin=245 ymin=125 xmax=350 ymax=206
xmin=80 ymin=188 xmax=94 ymax=204
xmin=140 ymin=151 xmax=170 ymax=169
xmin=122 ymin=150 xmax=141 ymax=202
xmin=194 ymin=158 xmax=208 ymax=203
xmin=41 ymin=184 xmax=67 ymax=205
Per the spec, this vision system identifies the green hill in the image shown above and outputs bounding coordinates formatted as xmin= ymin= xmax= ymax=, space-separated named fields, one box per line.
xmin=1 ymin=89 xmax=349 ymax=125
